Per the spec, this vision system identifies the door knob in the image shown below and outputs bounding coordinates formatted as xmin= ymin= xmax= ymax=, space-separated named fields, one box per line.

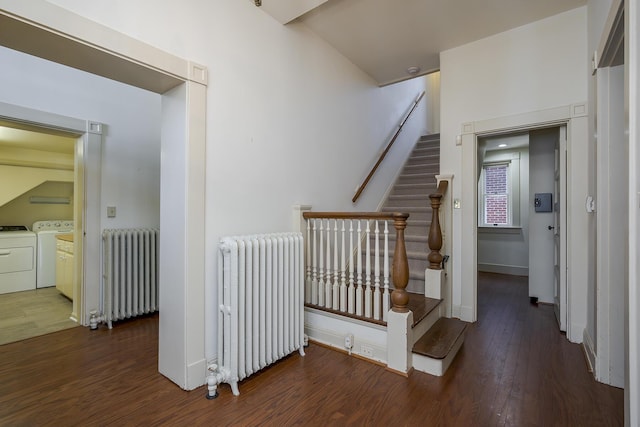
xmin=548 ymin=225 xmax=555 ymax=230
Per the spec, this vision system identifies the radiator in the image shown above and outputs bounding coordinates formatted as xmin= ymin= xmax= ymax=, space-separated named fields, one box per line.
xmin=207 ymin=232 xmax=306 ymax=398
xmin=102 ymin=228 xmax=159 ymax=328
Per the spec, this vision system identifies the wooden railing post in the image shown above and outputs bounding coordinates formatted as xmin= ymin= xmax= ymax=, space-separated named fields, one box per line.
xmin=391 ymin=213 xmax=410 ymax=313
xmin=428 ymin=181 xmax=448 ymax=270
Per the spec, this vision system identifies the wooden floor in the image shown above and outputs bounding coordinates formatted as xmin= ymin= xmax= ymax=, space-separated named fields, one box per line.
xmin=0 ymin=273 xmax=623 ymax=425
xmin=0 ymin=287 xmax=76 ymax=345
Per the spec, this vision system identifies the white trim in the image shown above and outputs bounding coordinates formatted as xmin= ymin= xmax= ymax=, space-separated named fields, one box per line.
xmin=457 ymin=105 xmax=585 ymax=335
xmin=626 ymin=0 xmax=640 ymax=423
xmin=583 ymin=328 xmax=596 ymax=373
xmin=0 ymin=102 xmax=103 ymax=327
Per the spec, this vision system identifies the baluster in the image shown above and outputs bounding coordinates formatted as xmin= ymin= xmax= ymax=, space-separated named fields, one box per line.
xmin=364 ymin=220 xmax=372 ymax=318
xmin=348 ymin=220 xmax=355 ymax=314
xmin=325 ymin=219 xmax=331 ymax=308
xmin=373 ymin=220 xmax=381 ymax=320
xmin=356 ymin=219 xmax=363 ymax=316
xmin=383 ymin=220 xmax=390 ymax=321
xmin=391 ymin=213 xmax=410 ymax=312
xmin=428 ymin=191 xmax=444 ymax=269
xmin=340 ymin=219 xmax=347 ymax=312
xmin=333 ymin=219 xmax=339 ymax=309
xmin=311 ymin=219 xmax=318 ymax=305
xmin=305 ymin=219 xmax=311 ymax=303
xmin=318 ymin=219 xmax=324 ymax=307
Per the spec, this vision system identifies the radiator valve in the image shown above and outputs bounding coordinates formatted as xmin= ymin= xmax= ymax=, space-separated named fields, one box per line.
xmin=89 ymin=310 xmax=101 ymax=330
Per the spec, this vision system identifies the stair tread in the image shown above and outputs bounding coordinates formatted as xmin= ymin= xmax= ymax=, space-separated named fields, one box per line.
xmin=407 ymin=292 xmax=441 ymax=326
xmin=412 ymin=317 xmax=468 ymax=359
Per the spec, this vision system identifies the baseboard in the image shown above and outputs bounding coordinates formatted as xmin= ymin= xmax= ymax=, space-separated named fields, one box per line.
xmin=452 ymin=304 xmax=474 ymax=322
xmin=477 ymin=263 xmax=528 ymax=276
xmin=186 ymin=358 xmax=207 ymax=390
xmin=305 ymin=308 xmax=387 ymax=363
xmin=582 ymin=328 xmax=596 ymax=373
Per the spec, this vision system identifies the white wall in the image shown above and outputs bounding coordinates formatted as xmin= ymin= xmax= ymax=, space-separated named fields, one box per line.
xmin=440 ymin=7 xmax=588 ymax=323
xmin=0 ymin=46 xmax=162 ymax=230
xmin=43 ymin=0 xmax=429 ymax=380
xmin=0 ymin=45 xmax=162 ymax=325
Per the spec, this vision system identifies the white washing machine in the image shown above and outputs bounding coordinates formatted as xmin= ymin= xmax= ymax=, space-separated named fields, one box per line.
xmin=0 ymin=225 xmax=37 ymax=295
xmin=33 ymin=220 xmax=74 ymax=288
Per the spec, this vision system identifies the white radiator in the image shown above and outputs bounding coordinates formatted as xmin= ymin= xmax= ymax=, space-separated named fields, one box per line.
xmin=207 ymin=232 xmax=306 ymax=398
xmin=102 ymin=228 xmax=159 ymax=328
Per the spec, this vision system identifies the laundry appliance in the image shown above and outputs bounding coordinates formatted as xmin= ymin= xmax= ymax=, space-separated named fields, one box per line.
xmin=33 ymin=220 xmax=74 ymax=288
xmin=0 ymin=225 xmax=37 ymax=295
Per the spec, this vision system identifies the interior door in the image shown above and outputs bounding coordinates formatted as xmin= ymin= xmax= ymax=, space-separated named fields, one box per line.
xmin=553 ymin=126 xmax=567 ymax=331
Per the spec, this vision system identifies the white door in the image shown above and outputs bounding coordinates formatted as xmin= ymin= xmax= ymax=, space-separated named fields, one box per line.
xmin=553 ymin=126 xmax=568 ymax=331
xmin=529 ymin=129 xmax=557 ymax=304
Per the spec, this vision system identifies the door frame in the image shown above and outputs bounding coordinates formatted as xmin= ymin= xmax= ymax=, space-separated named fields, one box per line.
xmin=456 ymin=103 xmax=589 ymax=344
xmin=0 ymin=102 xmax=102 ymax=325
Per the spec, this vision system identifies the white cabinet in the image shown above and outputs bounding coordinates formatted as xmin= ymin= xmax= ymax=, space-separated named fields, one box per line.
xmin=55 ymin=235 xmax=74 ymax=300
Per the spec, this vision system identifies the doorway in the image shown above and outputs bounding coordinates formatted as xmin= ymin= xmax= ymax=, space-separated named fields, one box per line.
xmin=0 ymin=121 xmax=80 ymax=344
xmin=458 ymin=103 xmax=588 ymax=344
xmin=476 ymin=127 xmax=566 ymax=326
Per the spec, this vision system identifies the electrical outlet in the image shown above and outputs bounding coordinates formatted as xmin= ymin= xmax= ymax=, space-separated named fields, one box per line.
xmin=361 ymin=345 xmax=373 ymax=358
xmin=344 ymin=333 xmax=354 ymax=349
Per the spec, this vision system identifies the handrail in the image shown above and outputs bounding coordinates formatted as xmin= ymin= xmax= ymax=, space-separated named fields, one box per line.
xmin=303 ymin=211 xmax=408 ymax=221
xmin=427 ymin=180 xmax=448 ymax=270
xmin=352 ymin=91 xmax=426 ymax=204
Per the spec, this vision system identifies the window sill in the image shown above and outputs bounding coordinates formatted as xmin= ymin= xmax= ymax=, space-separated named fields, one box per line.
xmin=478 ymin=226 xmax=522 ymax=235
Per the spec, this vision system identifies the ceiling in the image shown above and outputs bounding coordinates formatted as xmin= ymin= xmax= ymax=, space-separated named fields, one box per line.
xmin=0 ymin=125 xmax=75 ymax=155
xmin=259 ymin=0 xmax=587 ymax=86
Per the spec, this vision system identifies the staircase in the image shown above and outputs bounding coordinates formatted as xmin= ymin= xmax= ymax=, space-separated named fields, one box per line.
xmin=382 ymin=133 xmax=468 ymax=377
xmin=381 ymin=133 xmax=440 ymax=294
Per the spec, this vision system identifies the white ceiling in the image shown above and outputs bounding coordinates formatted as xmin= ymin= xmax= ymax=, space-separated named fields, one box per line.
xmin=260 ymin=0 xmax=587 ymax=86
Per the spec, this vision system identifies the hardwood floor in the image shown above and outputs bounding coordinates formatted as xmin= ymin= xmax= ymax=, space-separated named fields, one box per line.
xmin=0 ymin=273 xmax=623 ymax=426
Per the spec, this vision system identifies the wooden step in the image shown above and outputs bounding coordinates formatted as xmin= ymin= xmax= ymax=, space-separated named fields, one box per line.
xmin=407 ymin=292 xmax=441 ymax=327
xmin=412 ymin=317 xmax=468 ymax=359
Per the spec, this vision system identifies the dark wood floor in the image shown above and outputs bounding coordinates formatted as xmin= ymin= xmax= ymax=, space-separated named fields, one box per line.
xmin=0 ymin=272 xmax=623 ymax=426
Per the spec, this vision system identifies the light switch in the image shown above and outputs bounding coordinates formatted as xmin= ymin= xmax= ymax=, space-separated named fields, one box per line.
xmin=107 ymin=206 xmax=116 ymax=218
xmin=453 ymin=199 xmax=461 ymax=209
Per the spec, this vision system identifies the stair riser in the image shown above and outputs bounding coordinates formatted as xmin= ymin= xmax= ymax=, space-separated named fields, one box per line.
xmin=385 ymin=198 xmax=431 ymax=209
xmin=412 ymin=334 xmax=465 ymax=377
xmin=405 ymin=157 xmax=440 ymax=166
xmin=401 ymin=166 xmax=440 ymax=176
xmin=390 ymin=186 xmax=437 ymax=196
xmin=397 ymin=175 xmax=438 ymax=185
xmin=411 ymin=303 xmax=442 ymax=345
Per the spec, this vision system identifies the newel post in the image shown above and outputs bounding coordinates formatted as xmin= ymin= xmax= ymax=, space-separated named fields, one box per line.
xmin=427 ymin=192 xmax=444 ymax=269
xmin=391 ymin=213 xmax=410 ymax=312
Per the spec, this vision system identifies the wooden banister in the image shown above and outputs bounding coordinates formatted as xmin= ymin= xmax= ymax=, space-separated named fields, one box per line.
xmin=302 ymin=211 xmax=411 ymax=313
xmin=427 ymin=180 xmax=448 ymax=270
xmin=352 ymin=91 xmax=425 ymax=204
xmin=390 ymin=213 xmax=410 ymax=313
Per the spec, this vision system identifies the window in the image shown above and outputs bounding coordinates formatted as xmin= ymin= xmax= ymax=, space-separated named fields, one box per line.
xmin=483 ymin=164 xmax=510 ymax=225
xmin=478 ymin=154 xmax=520 ymax=228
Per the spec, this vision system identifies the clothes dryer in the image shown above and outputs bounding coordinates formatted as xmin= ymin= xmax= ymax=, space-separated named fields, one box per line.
xmin=0 ymin=225 xmax=36 ymax=294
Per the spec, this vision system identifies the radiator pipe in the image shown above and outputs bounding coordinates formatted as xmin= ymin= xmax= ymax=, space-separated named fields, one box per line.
xmin=206 ymin=364 xmax=222 ymax=399
xmin=89 ymin=310 xmax=105 ymax=330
